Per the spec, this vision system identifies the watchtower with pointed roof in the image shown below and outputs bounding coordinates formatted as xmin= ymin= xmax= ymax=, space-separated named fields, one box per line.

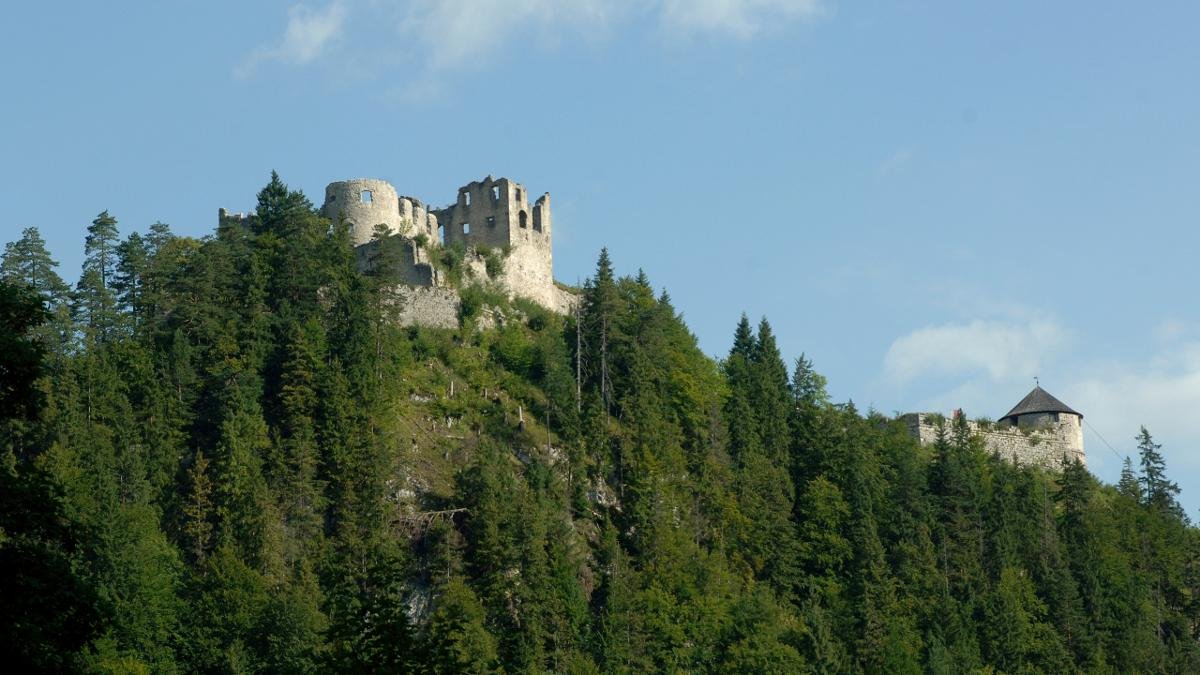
xmin=901 ymin=385 xmax=1085 ymax=470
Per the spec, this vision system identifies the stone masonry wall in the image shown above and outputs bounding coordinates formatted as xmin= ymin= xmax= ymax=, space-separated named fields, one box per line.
xmin=901 ymin=413 xmax=1086 ymax=470
xmin=395 ymin=286 xmax=459 ymax=329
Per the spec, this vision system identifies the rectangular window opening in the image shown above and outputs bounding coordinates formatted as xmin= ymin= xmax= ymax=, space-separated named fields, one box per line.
xmin=462 ymin=222 xmax=471 ymax=235
xmin=491 ymin=186 xmax=500 ymax=201
xmin=360 ymin=190 xmax=373 ymax=204
xmin=486 ymin=216 xmax=496 ymax=227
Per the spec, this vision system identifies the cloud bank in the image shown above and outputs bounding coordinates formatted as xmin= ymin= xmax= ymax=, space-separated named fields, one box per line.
xmin=884 ymin=316 xmax=1067 ymax=385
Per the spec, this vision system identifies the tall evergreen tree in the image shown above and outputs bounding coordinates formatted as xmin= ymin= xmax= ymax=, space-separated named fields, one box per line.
xmin=74 ymin=210 xmax=122 ymax=342
xmin=1137 ymin=427 xmax=1185 ymax=521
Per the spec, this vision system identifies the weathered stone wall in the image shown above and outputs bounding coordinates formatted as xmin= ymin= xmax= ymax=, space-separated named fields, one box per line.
xmin=394 ymin=286 xmax=459 ymax=329
xmin=355 ymin=238 xmax=436 ymax=286
xmin=315 ymin=175 xmax=567 ymax=317
xmin=398 ymin=196 xmax=439 ymax=245
xmin=436 ymin=176 xmax=537 ymax=251
xmin=901 ymin=413 xmax=1086 ymax=470
xmin=323 ymin=179 xmax=406 ymax=246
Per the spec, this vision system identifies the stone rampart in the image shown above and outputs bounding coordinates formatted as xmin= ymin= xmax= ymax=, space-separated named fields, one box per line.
xmin=901 ymin=413 xmax=1086 ymax=470
xmin=395 ymin=286 xmax=459 ymax=329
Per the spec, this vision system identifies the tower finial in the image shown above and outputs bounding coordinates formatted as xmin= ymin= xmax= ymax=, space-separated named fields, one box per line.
xmin=1034 ymin=375 xmax=1039 ymax=387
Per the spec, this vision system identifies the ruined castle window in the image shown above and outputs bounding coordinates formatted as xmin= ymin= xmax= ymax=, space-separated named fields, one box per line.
xmin=533 ymin=210 xmax=542 ymax=232
xmin=486 ymin=216 xmax=496 ymax=228
xmin=360 ymin=190 xmax=373 ymax=204
xmin=462 ymin=222 xmax=471 ymax=235
xmin=438 ymin=224 xmax=446 ymax=245
xmin=515 ymin=188 xmax=522 ymax=201
xmin=463 ymin=191 xmax=471 ymax=206
xmin=519 ymin=210 xmax=528 ymax=228
xmin=491 ymin=186 xmax=500 ymax=202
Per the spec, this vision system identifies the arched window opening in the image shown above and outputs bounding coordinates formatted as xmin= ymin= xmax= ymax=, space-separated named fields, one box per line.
xmin=519 ymin=210 xmax=528 ymax=228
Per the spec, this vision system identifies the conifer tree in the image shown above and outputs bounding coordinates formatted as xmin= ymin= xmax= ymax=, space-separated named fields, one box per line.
xmin=75 ymin=210 xmax=122 ymax=342
xmin=1 ymin=227 xmax=70 ymax=303
xmin=1137 ymin=426 xmax=1184 ymax=521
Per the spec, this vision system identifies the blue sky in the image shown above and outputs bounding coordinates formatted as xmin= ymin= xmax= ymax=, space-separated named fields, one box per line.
xmin=4 ymin=1 xmax=1200 ymax=511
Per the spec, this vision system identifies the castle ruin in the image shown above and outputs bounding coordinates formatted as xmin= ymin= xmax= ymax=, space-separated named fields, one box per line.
xmin=221 ymin=175 xmax=574 ymax=328
xmin=901 ymin=386 xmax=1085 ymax=470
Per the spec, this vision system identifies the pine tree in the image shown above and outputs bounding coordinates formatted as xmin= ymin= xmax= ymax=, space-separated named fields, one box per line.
xmin=3 ymin=227 xmax=74 ymax=356
xmin=75 ymin=210 xmax=122 ymax=342
xmin=1 ymin=227 xmax=70 ymax=303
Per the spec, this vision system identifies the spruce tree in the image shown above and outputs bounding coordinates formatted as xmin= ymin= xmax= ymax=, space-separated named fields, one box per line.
xmin=1136 ymin=427 xmax=1184 ymax=521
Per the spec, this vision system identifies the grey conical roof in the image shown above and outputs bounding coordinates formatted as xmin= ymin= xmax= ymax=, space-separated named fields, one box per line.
xmin=1001 ymin=386 xmax=1081 ymax=421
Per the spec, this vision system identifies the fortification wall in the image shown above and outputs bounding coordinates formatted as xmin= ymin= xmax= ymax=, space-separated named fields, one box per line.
xmin=317 ymin=175 xmax=567 ymax=317
xmin=901 ymin=413 xmax=1086 ymax=470
xmin=399 ymin=196 xmax=439 ymax=245
xmin=497 ymin=233 xmax=557 ymax=308
xmin=323 ymin=179 xmax=406 ymax=246
xmin=437 ymin=176 xmax=535 ymax=250
xmin=355 ymin=238 xmax=436 ymax=286
xmin=395 ymin=286 xmax=459 ymax=329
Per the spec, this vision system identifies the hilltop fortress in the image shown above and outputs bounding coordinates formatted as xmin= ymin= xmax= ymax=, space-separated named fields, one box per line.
xmin=901 ymin=386 xmax=1086 ymax=470
xmin=222 ymin=175 xmax=575 ymax=327
xmin=222 ymin=176 xmax=1084 ymax=470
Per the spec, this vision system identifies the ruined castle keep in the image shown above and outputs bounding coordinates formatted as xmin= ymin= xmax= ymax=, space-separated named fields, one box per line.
xmin=901 ymin=386 xmax=1086 ymax=470
xmin=222 ymin=175 xmax=574 ymax=328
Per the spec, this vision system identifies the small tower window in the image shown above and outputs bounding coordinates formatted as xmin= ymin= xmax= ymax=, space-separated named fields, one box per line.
xmin=486 ymin=216 xmax=496 ymax=227
xmin=462 ymin=222 xmax=471 ymax=235
xmin=519 ymin=210 xmax=528 ymax=228
xmin=533 ymin=210 xmax=542 ymax=232
xmin=437 ymin=224 xmax=446 ymax=245
xmin=491 ymin=186 xmax=500 ymax=202
xmin=463 ymin=191 xmax=471 ymax=206
xmin=360 ymin=190 xmax=373 ymax=204
xmin=515 ymin=188 xmax=522 ymax=201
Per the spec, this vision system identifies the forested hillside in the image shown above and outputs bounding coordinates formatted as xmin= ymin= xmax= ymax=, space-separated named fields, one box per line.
xmin=2 ymin=174 xmax=1198 ymax=673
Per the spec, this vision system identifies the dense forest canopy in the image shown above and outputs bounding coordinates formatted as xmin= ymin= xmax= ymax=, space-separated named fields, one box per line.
xmin=1 ymin=173 xmax=1198 ymax=673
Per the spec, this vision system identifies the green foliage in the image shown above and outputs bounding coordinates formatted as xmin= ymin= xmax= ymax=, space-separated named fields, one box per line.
xmin=2 ymin=181 xmax=1199 ymax=672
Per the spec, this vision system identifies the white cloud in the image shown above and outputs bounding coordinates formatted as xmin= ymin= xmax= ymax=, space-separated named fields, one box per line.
xmin=399 ymin=0 xmax=614 ymax=70
xmin=884 ymin=316 xmax=1067 ymax=385
xmin=1067 ymin=343 xmax=1200 ymax=468
xmin=660 ymin=0 xmax=825 ymax=39
xmin=236 ymin=2 xmax=347 ymax=78
xmin=237 ymin=0 xmax=827 ymax=79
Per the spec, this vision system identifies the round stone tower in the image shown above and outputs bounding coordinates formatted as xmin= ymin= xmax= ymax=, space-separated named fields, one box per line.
xmin=322 ymin=178 xmax=403 ymax=246
xmin=998 ymin=385 xmax=1085 ymax=462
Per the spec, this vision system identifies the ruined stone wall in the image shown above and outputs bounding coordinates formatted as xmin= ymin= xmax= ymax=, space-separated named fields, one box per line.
xmin=317 ymin=175 xmax=566 ymax=317
xmin=901 ymin=413 xmax=1086 ymax=470
xmin=395 ymin=286 xmax=460 ymax=329
xmin=323 ymin=179 xmax=407 ymax=246
xmin=355 ymin=238 xmax=436 ymax=287
xmin=437 ymin=176 xmax=531 ymax=250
